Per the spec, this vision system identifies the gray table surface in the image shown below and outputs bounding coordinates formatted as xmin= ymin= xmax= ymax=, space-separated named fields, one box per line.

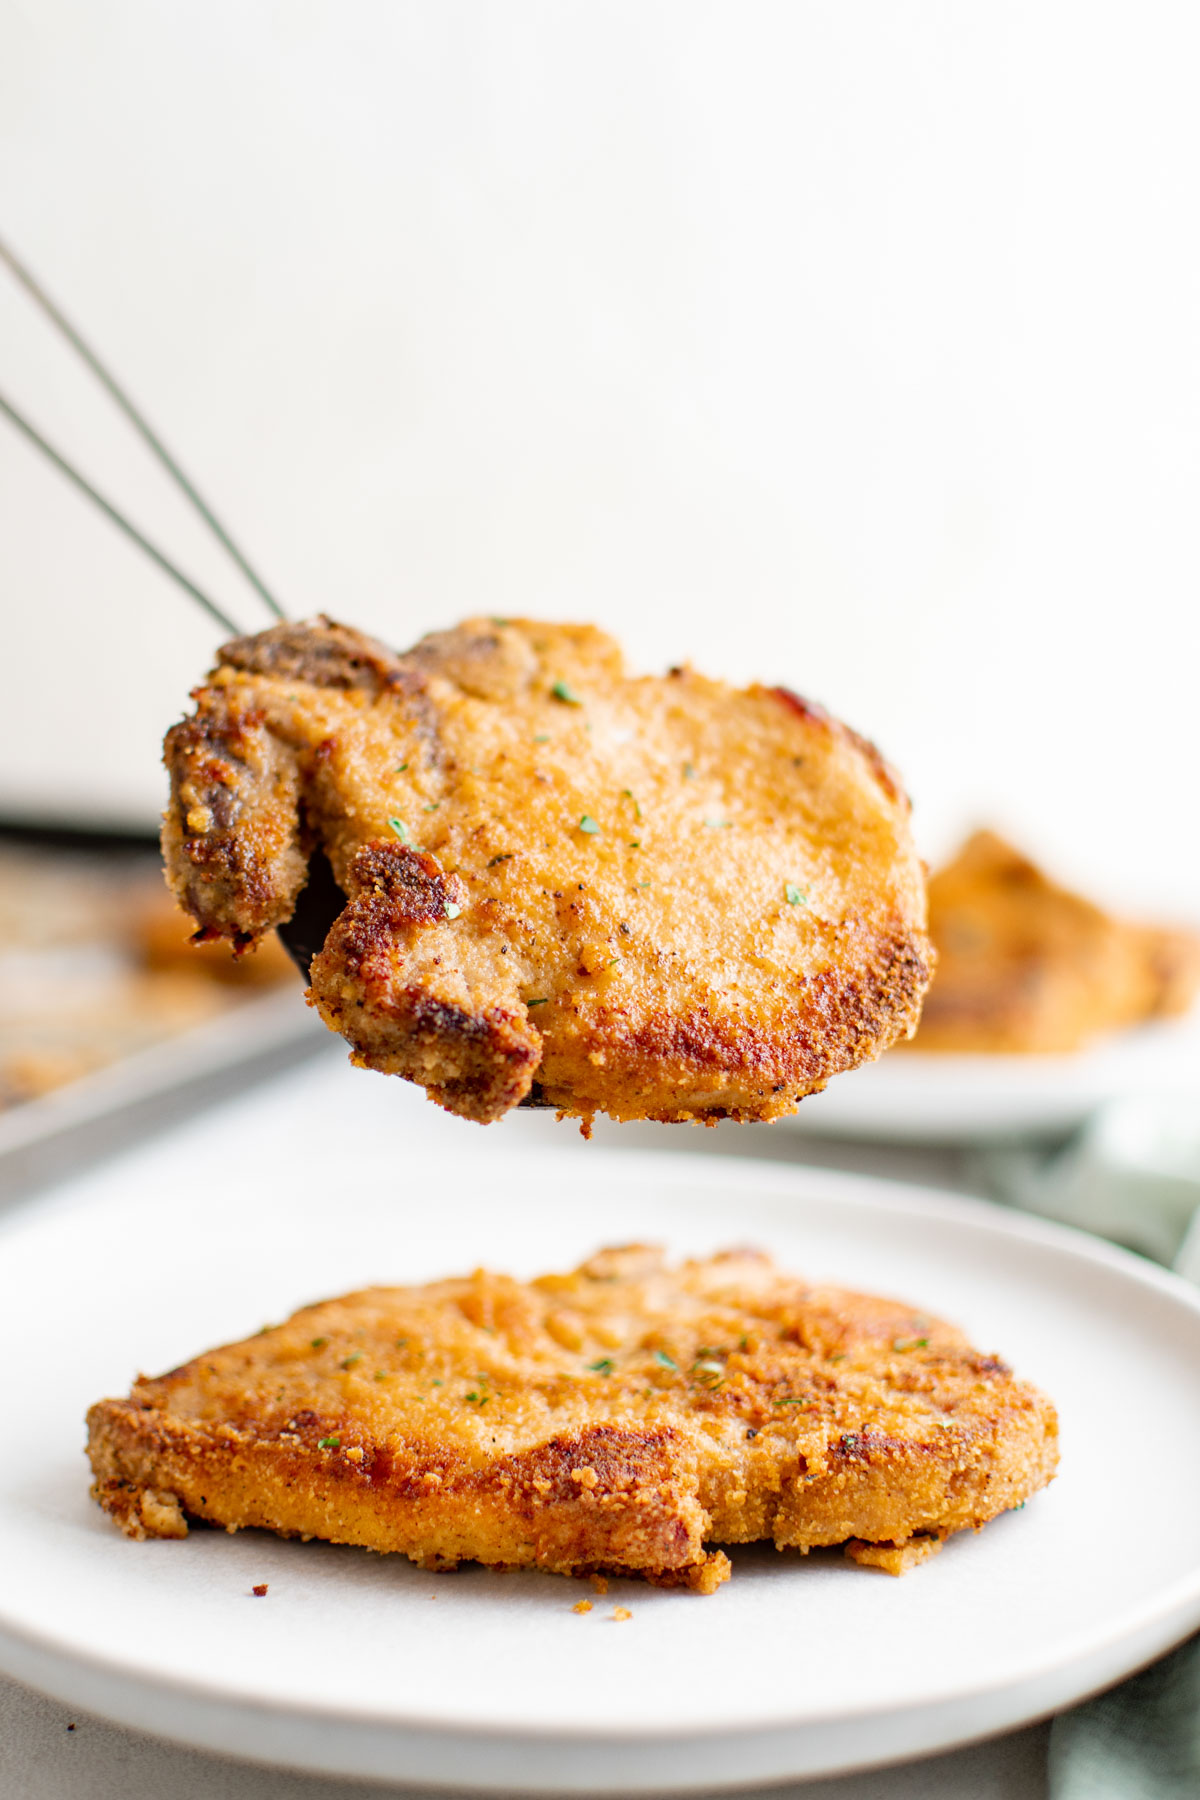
xmin=0 ymin=1672 xmax=1052 ymax=1799
xmin=0 ymin=1057 xmax=1049 ymax=1799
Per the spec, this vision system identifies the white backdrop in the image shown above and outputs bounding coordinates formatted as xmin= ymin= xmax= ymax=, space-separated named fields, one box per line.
xmin=2 ymin=2 xmax=1198 ymax=911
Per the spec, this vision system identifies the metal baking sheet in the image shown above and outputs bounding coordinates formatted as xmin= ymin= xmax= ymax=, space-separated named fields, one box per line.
xmin=0 ymin=985 xmax=329 ymax=1207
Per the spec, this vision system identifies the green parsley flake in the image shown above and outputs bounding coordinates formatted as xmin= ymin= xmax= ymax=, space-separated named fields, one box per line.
xmin=551 ymin=680 xmax=582 ymax=706
xmin=704 ymin=818 xmax=731 ymax=830
xmin=587 ymin=1357 xmax=615 ymax=1375
xmin=774 ymin=1398 xmax=808 ymax=1407
xmin=534 ymin=734 xmax=551 ymax=744
xmin=892 ymin=1337 xmax=929 ymax=1352
xmin=784 ymin=883 xmax=809 ymax=906
xmin=527 ymin=997 xmax=549 ymax=1007
xmin=654 ymin=1350 xmax=678 ymax=1371
xmin=637 ymin=880 xmax=651 ymax=889
xmin=341 ymin=1354 xmax=362 ymax=1369
xmin=310 ymin=1337 xmax=327 ymax=1350
xmin=579 ymin=815 xmax=601 ymax=835
xmin=444 ymin=901 xmax=463 ymax=920
xmin=317 ymin=1435 xmax=340 ymax=1450
xmin=423 ymin=802 xmax=440 ymax=813
xmin=621 ymin=788 xmax=643 ymax=821
xmin=388 ymin=818 xmax=412 ymax=844
xmin=683 ymin=762 xmax=696 ymax=779
xmin=431 ymin=1379 xmax=443 ymax=1387
xmin=394 ymin=761 xmax=409 ymax=773
xmin=487 ymin=854 xmax=512 ymax=867
xmin=374 ymin=1370 xmax=389 ymax=1381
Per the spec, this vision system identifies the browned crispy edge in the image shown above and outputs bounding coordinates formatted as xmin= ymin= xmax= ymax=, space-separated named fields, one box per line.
xmin=310 ymin=852 xmax=931 ymax=1126
xmin=706 ymin=1413 xmax=1058 ymax=1552
xmin=162 ymin=690 xmax=308 ymax=946
xmin=86 ymin=1402 xmax=728 ymax=1591
xmin=87 ymin=1367 xmax=1057 ymax=1590
xmin=309 ymin=841 xmax=543 ymax=1120
xmin=161 ymin=619 xmax=432 ymax=945
xmin=530 ymin=925 xmax=933 ymax=1123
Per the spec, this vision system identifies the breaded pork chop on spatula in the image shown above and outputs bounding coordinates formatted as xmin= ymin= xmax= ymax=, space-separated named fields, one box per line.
xmin=163 ymin=617 xmax=932 ymax=1126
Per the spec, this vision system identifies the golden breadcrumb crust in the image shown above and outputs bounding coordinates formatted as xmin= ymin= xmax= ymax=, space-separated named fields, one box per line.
xmin=88 ymin=1246 xmax=1058 ymax=1591
xmin=162 ymin=617 xmax=931 ymax=1125
xmin=910 ymin=830 xmax=1200 ymax=1054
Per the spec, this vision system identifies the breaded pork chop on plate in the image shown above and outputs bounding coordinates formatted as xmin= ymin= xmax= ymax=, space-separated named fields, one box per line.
xmin=87 ymin=1246 xmax=1058 ymax=1593
xmin=163 ymin=617 xmax=932 ymax=1126
xmin=910 ymin=830 xmax=1200 ymax=1055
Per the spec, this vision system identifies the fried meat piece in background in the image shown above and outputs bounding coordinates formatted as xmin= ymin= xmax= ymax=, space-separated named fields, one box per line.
xmin=0 ymin=840 xmax=292 ymax=1110
xmin=162 ymin=616 xmax=931 ymax=1126
xmin=87 ymin=1245 xmax=1058 ymax=1592
xmin=910 ymin=830 xmax=1200 ymax=1055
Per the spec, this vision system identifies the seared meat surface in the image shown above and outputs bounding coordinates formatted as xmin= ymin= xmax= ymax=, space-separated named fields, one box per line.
xmin=911 ymin=830 xmax=1200 ymax=1054
xmin=87 ymin=1246 xmax=1058 ymax=1591
xmin=163 ymin=617 xmax=931 ymax=1123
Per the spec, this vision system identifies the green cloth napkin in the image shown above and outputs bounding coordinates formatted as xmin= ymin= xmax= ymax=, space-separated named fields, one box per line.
xmin=971 ymin=1097 xmax=1200 ymax=1267
xmin=1049 ymin=1636 xmax=1200 ymax=1799
xmin=971 ymin=1098 xmax=1200 ymax=1797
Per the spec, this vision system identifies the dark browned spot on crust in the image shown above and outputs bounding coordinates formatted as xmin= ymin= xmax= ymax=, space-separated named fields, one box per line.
xmin=343 ymin=839 xmax=461 ymax=922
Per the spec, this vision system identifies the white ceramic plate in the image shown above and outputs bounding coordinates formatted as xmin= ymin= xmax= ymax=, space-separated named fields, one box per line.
xmin=2 ymin=1126 xmax=1200 ymax=1792
xmin=783 ymin=1008 xmax=1200 ymax=1143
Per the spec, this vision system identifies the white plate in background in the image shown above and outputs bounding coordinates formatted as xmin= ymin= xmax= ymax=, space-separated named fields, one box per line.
xmin=784 ymin=1009 xmax=1200 ymax=1143
xmin=1 ymin=1117 xmax=1199 ymax=1791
